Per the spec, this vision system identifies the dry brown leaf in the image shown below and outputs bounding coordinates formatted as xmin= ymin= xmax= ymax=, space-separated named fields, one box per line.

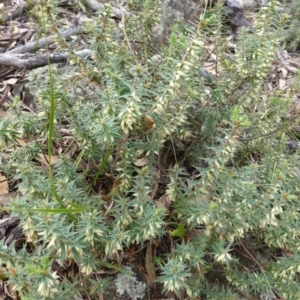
xmin=226 ymin=41 xmax=236 ymax=48
xmin=203 ymin=62 xmax=219 ymax=76
xmin=280 ymin=248 xmax=294 ymax=258
xmin=133 ymin=157 xmax=148 ymax=167
xmin=208 ymin=53 xmax=217 ymax=62
xmin=12 ymin=25 xmax=19 ymax=35
xmin=280 ymin=67 xmax=288 ymax=79
xmin=270 ymin=221 xmax=278 ymax=227
xmin=204 ymin=45 xmax=215 ymax=51
xmin=204 ymin=89 xmax=212 ymax=96
xmin=69 ymin=142 xmax=78 ymax=157
xmin=288 ymin=59 xmax=300 ymax=68
xmin=37 ymin=154 xmax=60 ymax=166
xmin=6 ymin=280 xmax=18 ymax=299
xmin=152 ymin=237 xmax=160 ymax=248
xmin=111 ymin=178 xmax=121 ymax=194
xmin=280 ymin=62 xmax=298 ymax=74
xmin=16 ymin=138 xmax=27 ymax=146
xmin=0 ymin=192 xmax=21 ymax=206
xmin=101 ymin=178 xmax=122 ymax=201
xmin=156 ymin=194 xmax=171 ymax=211
xmin=0 ymin=109 xmax=16 ymax=121
xmin=104 ymin=200 xmax=114 ymax=216
xmin=197 ymin=194 xmax=212 ymax=204
xmin=278 ymin=78 xmax=286 ymax=89
xmin=0 ymin=108 xmax=7 ymax=118
xmin=101 ymin=195 xmax=112 ymax=202
xmin=5 ymin=78 xmax=18 ymax=85
xmin=0 ymin=173 xmax=9 ymax=195
xmin=145 ymin=243 xmax=156 ymax=286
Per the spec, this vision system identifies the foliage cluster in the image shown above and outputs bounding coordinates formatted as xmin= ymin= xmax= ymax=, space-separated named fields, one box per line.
xmin=281 ymin=0 xmax=300 ymax=51
xmin=1 ymin=0 xmax=300 ymax=299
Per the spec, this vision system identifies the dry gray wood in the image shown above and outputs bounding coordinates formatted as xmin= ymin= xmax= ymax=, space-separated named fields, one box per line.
xmin=8 ymin=13 xmax=84 ymax=55
xmin=0 ymin=13 xmax=92 ymax=69
xmin=0 ymin=3 xmax=27 ymax=23
xmin=0 ymin=49 xmax=92 ymax=70
xmin=85 ymin=0 xmax=126 ymax=19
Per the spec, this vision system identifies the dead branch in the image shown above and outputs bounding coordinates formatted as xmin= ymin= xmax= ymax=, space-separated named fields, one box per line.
xmin=0 ymin=49 xmax=92 ymax=70
xmin=0 ymin=13 xmax=92 ymax=70
xmin=1 ymin=4 xmax=28 ymax=23
xmin=8 ymin=14 xmax=84 ymax=55
xmin=0 ymin=52 xmax=67 ymax=69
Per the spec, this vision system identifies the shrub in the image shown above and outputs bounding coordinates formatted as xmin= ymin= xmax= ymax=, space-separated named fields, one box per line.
xmin=1 ymin=0 xmax=300 ymax=299
xmin=280 ymin=0 xmax=300 ymax=51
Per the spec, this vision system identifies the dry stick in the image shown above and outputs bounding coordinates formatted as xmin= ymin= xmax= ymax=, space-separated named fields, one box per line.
xmin=2 ymin=49 xmax=92 ymax=70
xmin=130 ymin=279 xmax=136 ymax=300
xmin=0 ymin=49 xmax=93 ymax=70
xmin=123 ymin=242 xmax=149 ymax=257
xmin=2 ymin=4 xmax=27 ymax=23
xmin=0 ymin=87 xmax=9 ymax=104
xmin=19 ymin=102 xmax=38 ymax=115
xmin=0 ymin=52 xmax=69 ymax=69
xmin=8 ymin=13 xmax=84 ymax=55
xmin=170 ymin=138 xmax=178 ymax=164
xmin=0 ymin=21 xmax=89 ymax=69
xmin=0 ymin=14 xmax=85 ymax=69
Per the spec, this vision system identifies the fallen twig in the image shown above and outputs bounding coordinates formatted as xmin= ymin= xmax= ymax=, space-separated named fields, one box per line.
xmin=7 ymin=14 xmax=84 ymax=55
xmin=0 ymin=49 xmax=92 ymax=70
